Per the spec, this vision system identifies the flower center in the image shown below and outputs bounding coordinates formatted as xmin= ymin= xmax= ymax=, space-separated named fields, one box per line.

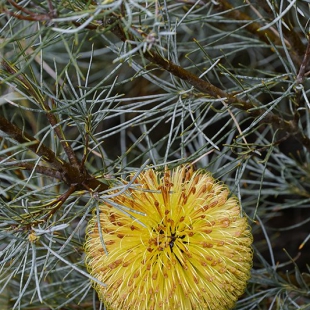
xmin=148 ymin=224 xmax=187 ymax=254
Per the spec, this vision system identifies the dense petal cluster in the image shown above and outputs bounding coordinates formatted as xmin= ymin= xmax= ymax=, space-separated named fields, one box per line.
xmin=84 ymin=166 xmax=253 ymax=310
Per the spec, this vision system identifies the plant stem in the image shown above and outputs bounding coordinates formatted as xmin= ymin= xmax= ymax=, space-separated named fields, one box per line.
xmin=0 ymin=115 xmax=108 ymax=191
xmin=107 ymin=18 xmax=310 ymax=153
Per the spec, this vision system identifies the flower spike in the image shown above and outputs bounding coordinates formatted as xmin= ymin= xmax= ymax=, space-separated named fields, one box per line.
xmin=85 ymin=166 xmax=253 ymax=310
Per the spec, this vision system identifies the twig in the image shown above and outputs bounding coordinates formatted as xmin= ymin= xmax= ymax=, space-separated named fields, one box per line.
xmin=0 ymin=115 xmax=108 ymax=191
xmin=47 ymin=99 xmax=80 ymax=168
xmin=0 ymin=157 xmax=64 ymax=180
xmin=2 ymin=59 xmax=79 ymax=167
xmin=296 ymin=35 xmax=310 ymax=84
xmin=4 ymin=0 xmax=52 ymax=22
xmin=0 ymin=114 xmax=109 ymax=230
xmin=42 ymin=185 xmax=77 ymax=219
xmin=0 ymin=115 xmax=64 ymax=171
xmin=216 ymin=0 xmax=302 ymax=67
xmin=1 ymin=59 xmax=108 ymax=192
xmin=106 ymin=18 xmax=310 ymax=153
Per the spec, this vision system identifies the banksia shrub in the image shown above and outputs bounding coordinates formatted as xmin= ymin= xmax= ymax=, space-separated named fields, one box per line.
xmin=85 ymin=166 xmax=253 ymax=309
xmin=1 ymin=1 xmax=310 ymax=309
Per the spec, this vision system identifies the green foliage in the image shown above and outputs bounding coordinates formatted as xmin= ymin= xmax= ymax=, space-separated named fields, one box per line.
xmin=0 ymin=0 xmax=310 ymax=309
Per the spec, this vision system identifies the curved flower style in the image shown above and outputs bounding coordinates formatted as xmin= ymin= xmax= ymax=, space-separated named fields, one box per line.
xmin=84 ymin=166 xmax=253 ymax=310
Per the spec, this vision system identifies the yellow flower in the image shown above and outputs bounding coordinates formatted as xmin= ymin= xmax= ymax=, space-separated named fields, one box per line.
xmin=84 ymin=166 xmax=253 ymax=310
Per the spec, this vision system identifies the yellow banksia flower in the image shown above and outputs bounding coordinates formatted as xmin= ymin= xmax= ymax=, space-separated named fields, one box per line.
xmin=84 ymin=166 xmax=253 ymax=310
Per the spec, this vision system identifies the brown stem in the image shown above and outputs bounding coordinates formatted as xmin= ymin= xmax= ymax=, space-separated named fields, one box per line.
xmin=1 ymin=60 xmax=80 ymax=168
xmin=216 ymin=0 xmax=302 ymax=67
xmin=258 ymin=0 xmax=305 ymax=59
xmin=1 ymin=59 xmax=108 ymax=191
xmin=46 ymin=99 xmax=80 ymax=168
xmin=0 ymin=115 xmax=65 ymax=170
xmin=296 ymin=35 xmax=310 ymax=84
xmin=146 ymin=51 xmax=234 ymax=102
xmin=106 ymin=19 xmax=310 ymax=153
xmin=4 ymin=0 xmax=51 ymax=21
xmin=0 ymin=115 xmax=108 ymax=191
xmin=43 ymin=185 xmax=77 ymax=219
xmin=0 ymin=157 xmax=64 ymax=180
xmin=2 ymin=3 xmax=310 ymax=155
xmin=47 ymin=0 xmax=57 ymax=19
xmin=107 ymin=18 xmax=237 ymax=103
xmin=80 ymin=132 xmax=89 ymax=170
xmin=7 ymin=0 xmax=39 ymax=15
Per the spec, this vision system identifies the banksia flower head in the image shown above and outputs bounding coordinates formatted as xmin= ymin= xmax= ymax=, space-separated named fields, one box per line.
xmin=84 ymin=166 xmax=253 ymax=310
